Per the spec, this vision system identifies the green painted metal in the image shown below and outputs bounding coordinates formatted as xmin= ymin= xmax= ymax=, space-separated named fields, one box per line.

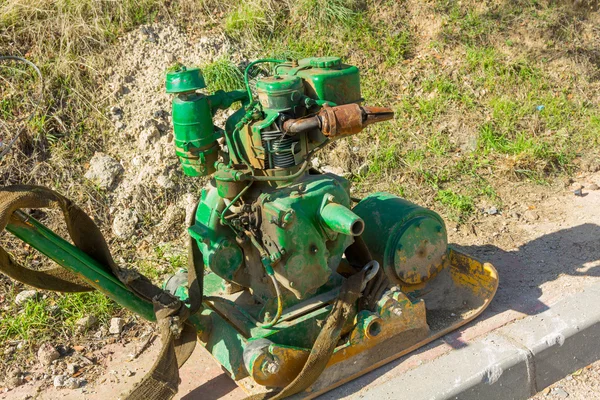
xmin=277 ymin=57 xmax=362 ymax=105
xmin=256 ymin=75 xmax=304 ymax=111
xmin=6 ymin=211 xmax=156 ymax=321
xmin=320 ymin=202 xmax=364 ymax=237
xmin=165 ymin=66 xmax=206 ymax=93
xmin=353 ymin=193 xmax=448 ymax=285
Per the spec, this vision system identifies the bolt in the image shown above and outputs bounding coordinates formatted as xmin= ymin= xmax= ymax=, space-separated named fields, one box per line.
xmin=391 ymin=306 xmax=403 ymax=317
xmin=262 ymin=359 xmax=280 ymax=375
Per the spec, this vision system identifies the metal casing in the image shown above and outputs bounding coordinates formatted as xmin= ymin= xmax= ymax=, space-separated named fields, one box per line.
xmin=279 ymin=57 xmax=362 ymax=105
xmin=171 ymin=93 xmax=218 ymax=176
xmin=353 ymin=193 xmax=448 ymax=285
xmin=256 ymin=75 xmax=304 ymax=111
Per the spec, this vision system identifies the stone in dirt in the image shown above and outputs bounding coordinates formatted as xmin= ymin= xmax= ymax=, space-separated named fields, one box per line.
xmin=66 ymin=363 xmax=78 ymax=375
xmin=15 ymin=290 xmax=38 ymax=306
xmin=138 ymin=126 xmax=160 ymax=150
xmin=5 ymin=368 xmax=24 ymax=389
xmin=552 ymin=387 xmax=569 ymax=398
xmin=109 ymin=318 xmax=125 ymax=334
xmin=84 ymin=152 xmax=124 ymax=190
xmin=37 ymin=343 xmax=60 ymax=366
xmin=588 ymin=183 xmax=599 ymax=190
xmin=76 ymin=315 xmax=97 ymax=330
xmin=112 ymin=209 xmax=139 ymax=239
xmin=523 ymin=209 xmax=539 ymax=222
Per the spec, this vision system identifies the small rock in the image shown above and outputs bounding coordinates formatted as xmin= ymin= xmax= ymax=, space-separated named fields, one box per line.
xmin=84 ymin=152 xmax=124 ymax=190
xmin=4 ymin=346 xmax=15 ymax=356
xmin=351 ymin=146 xmax=360 ymax=152
xmin=5 ymin=369 xmax=24 ymax=389
xmin=311 ymin=157 xmax=321 ymax=168
xmin=321 ymin=165 xmax=345 ymax=176
xmin=53 ymin=375 xmax=66 ymax=388
xmin=115 ymin=121 xmax=125 ymax=130
xmin=64 ymin=377 xmax=84 ymax=389
xmin=76 ymin=315 xmax=97 ymax=330
xmin=588 ymin=183 xmax=599 ymax=190
xmin=487 ymin=206 xmax=498 ymax=215
xmin=37 ymin=344 xmax=60 ymax=366
xmin=109 ymin=106 xmax=122 ymax=115
xmin=109 ymin=318 xmax=125 ymax=335
xmin=138 ymin=126 xmax=160 ymax=150
xmin=124 ymin=369 xmax=135 ymax=377
xmin=523 ymin=210 xmax=539 ymax=222
xmin=112 ymin=209 xmax=139 ymax=239
xmin=508 ymin=210 xmax=520 ymax=219
xmin=66 ymin=364 xmax=78 ymax=375
xmin=552 ymin=387 xmax=569 ymax=398
xmin=357 ymin=163 xmax=369 ymax=177
xmin=164 ymin=52 xmax=176 ymax=64
xmin=15 ymin=290 xmax=38 ymax=306
xmin=156 ymin=173 xmax=175 ymax=189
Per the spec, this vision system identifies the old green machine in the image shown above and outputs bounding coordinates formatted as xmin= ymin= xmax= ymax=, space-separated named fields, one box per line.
xmin=2 ymin=57 xmax=498 ymax=398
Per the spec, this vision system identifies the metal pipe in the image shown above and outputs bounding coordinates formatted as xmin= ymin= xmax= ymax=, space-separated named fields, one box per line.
xmin=6 ymin=211 xmax=156 ymax=321
xmin=5 ymin=211 xmax=210 ymax=333
xmin=320 ymin=203 xmax=365 ymax=236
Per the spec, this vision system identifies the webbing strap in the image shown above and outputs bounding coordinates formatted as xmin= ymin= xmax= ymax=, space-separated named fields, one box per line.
xmin=0 ymin=185 xmax=195 ymax=400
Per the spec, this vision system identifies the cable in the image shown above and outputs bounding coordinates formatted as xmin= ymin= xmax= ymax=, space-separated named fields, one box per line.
xmin=243 ymin=59 xmax=285 ymax=102
xmin=0 ymin=56 xmax=44 ymax=161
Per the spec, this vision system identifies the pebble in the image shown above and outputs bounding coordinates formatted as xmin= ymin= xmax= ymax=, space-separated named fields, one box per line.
xmin=84 ymin=152 xmax=124 ymax=190
xmin=311 ymin=157 xmax=321 ymax=168
xmin=76 ymin=315 xmax=97 ymax=330
xmin=552 ymin=387 xmax=569 ymax=398
xmin=53 ymin=375 xmax=66 ymax=388
xmin=15 ymin=290 xmax=38 ymax=306
xmin=487 ymin=206 xmax=498 ymax=215
xmin=321 ymin=165 xmax=345 ymax=176
xmin=67 ymin=363 xmax=78 ymax=375
xmin=523 ymin=210 xmax=539 ymax=222
xmin=588 ymin=183 xmax=599 ymax=190
xmin=37 ymin=343 xmax=60 ymax=366
xmin=112 ymin=209 xmax=139 ymax=239
xmin=109 ymin=318 xmax=125 ymax=335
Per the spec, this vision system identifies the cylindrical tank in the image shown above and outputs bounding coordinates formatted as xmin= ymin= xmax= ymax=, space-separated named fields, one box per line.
xmin=353 ymin=193 xmax=448 ymax=285
xmin=166 ymin=67 xmax=218 ymax=177
xmin=171 ymin=93 xmax=219 ymax=176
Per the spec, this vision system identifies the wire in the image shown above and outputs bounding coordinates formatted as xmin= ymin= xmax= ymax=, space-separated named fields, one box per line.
xmin=0 ymin=56 xmax=44 ymax=161
xmin=243 ymin=59 xmax=285 ymax=102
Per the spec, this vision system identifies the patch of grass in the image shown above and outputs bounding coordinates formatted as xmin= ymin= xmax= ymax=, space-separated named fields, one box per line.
xmin=294 ymin=0 xmax=360 ymax=28
xmin=0 ymin=291 xmax=118 ymax=344
xmin=202 ymin=57 xmax=245 ymax=93
xmin=436 ymin=189 xmax=475 ymax=221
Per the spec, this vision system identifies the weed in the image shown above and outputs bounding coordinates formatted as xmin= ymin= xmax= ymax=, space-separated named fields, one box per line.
xmin=202 ymin=57 xmax=245 ymax=93
xmin=436 ymin=189 xmax=474 ymax=221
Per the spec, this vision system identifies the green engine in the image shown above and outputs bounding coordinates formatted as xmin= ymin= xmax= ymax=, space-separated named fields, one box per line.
xmin=166 ymin=57 xmax=394 ymax=318
xmin=163 ymin=57 xmax=471 ymax=389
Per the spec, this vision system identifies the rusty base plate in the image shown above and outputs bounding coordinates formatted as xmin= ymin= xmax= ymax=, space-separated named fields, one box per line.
xmin=234 ymin=246 xmax=498 ymax=399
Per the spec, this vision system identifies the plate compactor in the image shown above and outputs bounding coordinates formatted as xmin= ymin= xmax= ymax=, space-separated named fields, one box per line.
xmin=1 ymin=57 xmax=498 ymax=399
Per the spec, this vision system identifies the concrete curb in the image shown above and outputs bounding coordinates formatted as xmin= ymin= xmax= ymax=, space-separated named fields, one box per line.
xmin=323 ymin=282 xmax=600 ymax=400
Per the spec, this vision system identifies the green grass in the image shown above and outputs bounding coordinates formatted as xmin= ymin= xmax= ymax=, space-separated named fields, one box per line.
xmin=202 ymin=57 xmax=245 ymax=93
xmin=0 ymin=291 xmax=118 ymax=344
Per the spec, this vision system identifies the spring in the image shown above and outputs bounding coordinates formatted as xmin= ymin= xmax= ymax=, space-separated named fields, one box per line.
xmin=261 ymin=125 xmax=300 ymax=169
